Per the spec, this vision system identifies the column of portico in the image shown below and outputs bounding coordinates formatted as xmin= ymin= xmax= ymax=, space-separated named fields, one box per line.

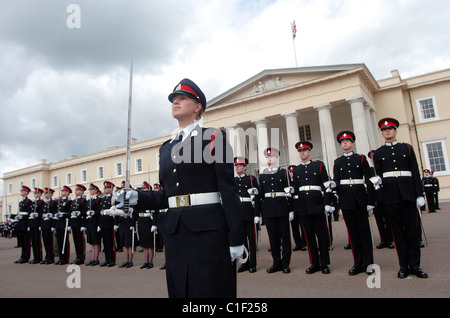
xmin=346 ymin=97 xmax=371 ymax=158
xmin=370 ymin=109 xmax=381 ymax=148
xmin=314 ymin=104 xmax=337 ymax=173
xmin=226 ymin=124 xmax=244 ymax=158
xmin=281 ymin=111 xmax=301 ymax=165
xmin=251 ymin=118 xmax=269 ymax=172
xmin=364 ymin=104 xmax=377 ymax=151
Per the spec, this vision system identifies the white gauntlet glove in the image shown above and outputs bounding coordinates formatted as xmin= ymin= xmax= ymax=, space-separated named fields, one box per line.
xmin=416 ymin=196 xmax=426 ymax=208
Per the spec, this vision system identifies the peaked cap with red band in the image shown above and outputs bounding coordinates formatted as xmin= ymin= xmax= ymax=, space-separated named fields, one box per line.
xmin=45 ymin=187 xmax=55 ymax=194
xmin=62 ymin=185 xmax=72 ymax=194
xmin=76 ymin=184 xmax=86 ymax=191
xmin=21 ymin=185 xmax=31 ymax=192
xmin=88 ymin=184 xmax=100 ymax=192
xmin=295 ymin=141 xmax=313 ymax=151
xmin=367 ymin=150 xmax=375 ymax=158
xmin=378 ymin=117 xmax=399 ymax=130
xmin=336 ymin=130 xmax=355 ymax=143
xmin=234 ymin=156 xmax=248 ymax=166
xmin=34 ymin=188 xmax=44 ymax=194
xmin=264 ymin=147 xmax=280 ymax=157
xmin=103 ymin=181 xmax=115 ymax=188
xmin=168 ymin=78 xmax=207 ymax=111
xmin=288 ymin=165 xmax=296 ymax=171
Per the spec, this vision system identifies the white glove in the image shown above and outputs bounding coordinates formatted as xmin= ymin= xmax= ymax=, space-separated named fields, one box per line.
xmin=416 ymin=196 xmax=426 ymax=208
xmin=97 ymin=226 xmax=101 ymax=232
xmin=80 ymin=227 xmax=86 ymax=232
xmin=247 ymin=187 xmax=259 ymax=196
xmin=31 ymin=212 xmax=39 ymax=218
xmin=324 ymin=205 xmax=333 ymax=214
xmin=115 ymin=189 xmax=138 ymax=208
xmin=230 ymin=245 xmax=246 ymax=263
xmin=27 ymin=227 xmax=30 ymax=231
xmin=254 ymin=216 xmax=260 ymax=224
xmin=51 ymin=227 xmax=55 ymax=232
xmin=87 ymin=210 xmax=95 ymax=216
xmin=151 ymin=225 xmax=157 ymax=232
xmin=67 ymin=226 xmax=72 ymax=232
xmin=114 ymin=225 xmax=119 ymax=231
xmin=289 ymin=211 xmax=294 ymax=221
xmin=323 ymin=180 xmax=336 ymax=189
xmin=370 ymin=176 xmax=382 ymax=190
xmin=367 ymin=205 xmax=375 ymax=211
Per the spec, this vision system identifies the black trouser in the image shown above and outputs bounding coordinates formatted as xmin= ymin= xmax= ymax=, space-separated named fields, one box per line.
xmin=29 ymin=226 xmax=42 ymax=261
xmin=342 ymin=207 xmax=373 ymax=268
xmin=71 ymin=226 xmax=85 ymax=261
xmin=242 ymin=219 xmax=257 ymax=268
xmin=41 ymin=229 xmax=54 ymax=261
xmin=16 ymin=229 xmax=30 ymax=260
xmin=424 ymin=192 xmax=435 ymax=212
xmin=384 ymin=201 xmax=421 ymax=269
xmin=300 ymin=213 xmax=330 ymax=268
xmin=265 ymin=215 xmax=291 ymax=268
xmin=291 ymin=213 xmax=306 ymax=248
xmin=101 ymin=227 xmax=115 ymax=264
xmin=373 ymin=203 xmax=393 ymax=243
xmin=55 ymin=229 xmax=70 ymax=261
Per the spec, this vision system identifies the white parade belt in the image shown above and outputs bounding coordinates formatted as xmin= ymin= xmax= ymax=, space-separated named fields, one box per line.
xmin=340 ymin=179 xmax=364 ymax=185
xmin=168 ymin=192 xmax=221 ymax=208
xmin=383 ymin=171 xmax=412 ymax=178
xmin=299 ymin=185 xmax=322 ymax=191
xmin=239 ymin=197 xmax=252 ymax=202
xmin=139 ymin=212 xmax=153 ymax=217
xmin=264 ymin=192 xmax=285 ymax=198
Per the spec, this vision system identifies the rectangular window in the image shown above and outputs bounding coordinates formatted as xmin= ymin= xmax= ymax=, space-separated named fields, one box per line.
xmin=115 ymin=162 xmax=123 ymax=177
xmin=422 ymin=138 xmax=448 ymax=176
xmin=299 ymin=124 xmax=312 ymax=140
xmin=52 ymin=176 xmax=58 ymax=188
xmin=31 ymin=178 xmax=36 ymax=189
xmin=81 ymin=169 xmax=87 ymax=183
xmin=135 ymin=158 xmax=143 ymax=173
xmin=7 ymin=183 xmax=12 ymax=195
xmin=416 ymin=96 xmax=438 ymax=122
xmin=97 ymin=166 xmax=104 ymax=180
xmin=66 ymin=173 xmax=72 ymax=185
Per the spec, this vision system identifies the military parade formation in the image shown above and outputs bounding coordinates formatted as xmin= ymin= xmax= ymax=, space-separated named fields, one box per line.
xmin=2 ymin=76 xmax=441 ymax=297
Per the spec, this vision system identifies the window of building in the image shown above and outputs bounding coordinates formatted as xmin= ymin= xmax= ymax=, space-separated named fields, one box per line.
xmin=97 ymin=166 xmax=104 ymax=180
xmin=416 ymin=96 xmax=439 ymax=122
xmin=299 ymin=124 xmax=312 ymax=140
xmin=115 ymin=162 xmax=123 ymax=177
xmin=81 ymin=169 xmax=87 ymax=183
xmin=52 ymin=176 xmax=58 ymax=188
xmin=135 ymin=158 xmax=143 ymax=173
xmin=7 ymin=183 xmax=12 ymax=195
xmin=66 ymin=173 xmax=72 ymax=185
xmin=422 ymin=138 xmax=448 ymax=175
xmin=30 ymin=178 xmax=36 ymax=189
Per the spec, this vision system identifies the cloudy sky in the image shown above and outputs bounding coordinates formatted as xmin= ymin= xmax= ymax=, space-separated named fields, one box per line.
xmin=1 ymin=0 xmax=449 ymax=191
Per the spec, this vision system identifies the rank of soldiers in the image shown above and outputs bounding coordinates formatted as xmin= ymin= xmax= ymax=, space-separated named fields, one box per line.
xmin=8 ymin=117 xmax=434 ymax=279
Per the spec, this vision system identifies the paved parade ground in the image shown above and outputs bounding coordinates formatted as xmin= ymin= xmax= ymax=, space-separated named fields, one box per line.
xmin=1 ymin=203 xmax=449 ymax=300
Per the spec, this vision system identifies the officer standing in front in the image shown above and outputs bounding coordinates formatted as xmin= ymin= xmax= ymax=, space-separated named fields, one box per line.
xmin=333 ymin=131 xmax=375 ymax=275
xmin=85 ymin=184 xmax=102 ymax=266
xmin=14 ymin=186 xmax=32 ymax=264
xmin=69 ymin=184 xmax=87 ymax=265
xmin=41 ymin=188 xmax=57 ymax=264
xmin=292 ymin=141 xmax=333 ymax=274
xmin=54 ymin=186 xmax=72 ymax=265
xmin=259 ymin=147 xmax=293 ymax=274
xmin=28 ymin=188 xmax=44 ymax=264
xmin=372 ymin=117 xmax=428 ymax=279
xmin=234 ymin=156 xmax=260 ymax=273
xmin=422 ymin=169 xmax=436 ymax=212
xmin=99 ymin=181 xmax=116 ymax=267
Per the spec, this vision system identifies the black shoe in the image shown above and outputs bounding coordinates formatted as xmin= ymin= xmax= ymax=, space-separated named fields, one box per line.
xmin=283 ymin=266 xmax=291 ymax=273
xmin=366 ymin=266 xmax=376 ymax=275
xmin=126 ymin=262 xmax=133 ymax=268
xmin=159 ymin=264 xmax=166 ymax=270
xmin=419 ymin=241 xmax=425 ymax=248
xmin=306 ymin=265 xmax=320 ymax=274
xmin=266 ymin=265 xmax=282 ymax=273
xmin=398 ymin=267 xmax=409 ymax=279
xmin=59 ymin=260 xmax=68 ymax=265
xmin=292 ymin=246 xmax=302 ymax=251
xmin=119 ymin=262 xmax=129 ymax=268
xmin=29 ymin=259 xmax=41 ymax=264
xmin=107 ymin=262 xmax=115 ymax=267
xmin=388 ymin=242 xmax=395 ymax=249
xmin=86 ymin=260 xmax=93 ymax=266
xmin=147 ymin=263 xmax=153 ymax=269
xmin=249 ymin=267 xmax=257 ymax=273
xmin=376 ymin=242 xmax=388 ymax=249
xmin=46 ymin=259 xmax=54 ymax=265
xmin=99 ymin=261 xmax=108 ymax=267
xmin=238 ymin=264 xmax=250 ymax=273
xmin=348 ymin=265 xmax=363 ymax=276
xmin=140 ymin=263 xmax=149 ymax=269
xmin=90 ymin=260 xmax=99 ymax=266
xmin=14 ymin=259 xmax=28 ymax=264
xmin=321 ymin=266 xmax=331 ymax=274
xmin=410 ymin=267 xmax=428 ymax=278
xmin=344 ymin=243 xmax=351 ymax=250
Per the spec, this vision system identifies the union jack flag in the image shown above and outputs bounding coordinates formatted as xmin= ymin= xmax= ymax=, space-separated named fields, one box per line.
xmin=291 ymin=20 xmax=297 ymax=39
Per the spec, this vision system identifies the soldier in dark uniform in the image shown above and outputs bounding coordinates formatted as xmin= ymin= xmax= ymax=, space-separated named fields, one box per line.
xmin=333 ymin=131 xmax=375 ymax=275
xmin=99 ymin=181 xmax=116 ymax=267
xmin=288 ymin=165 xmax=307 ymax=251
xmin=234 ymin=156 xmax=260 ymax=273
xmin=259 ymin=147 xmax=293 ymax=274
xmin=372 ymin=117 xmax=428 ymax=279
xmin=422 ymin=169 xmax=436 ymax=212
xmin=41 ymin=188 xmax=57 ymax=264
xmin=116 ymin=78 xmax=245 ymax=298
xmin=292 ymin=141 xmax=333 ymax=274
xmin=368 ymin=151 xmax=394 ymax=249
xmin=118 ymin=184 xmax=138 ymax=269
xmin=430 ymin=171 xmax=440 ymax=210
xmin=69 ymin=184 xmax=87 ymax=264
xmin=28 ymin=188 xmax=44 ymax=264
xmin=54 ymin=186 xmax=72 ymax=265
xmin=136 ymin=182 xmax=157 ymax=269
xmin=153 ymin=183 xmax=165 ymax=254
xmin=85 ymin=184 xmax=102 ymax=266
xmin=14 ymin=186 xmax=32 ymax=264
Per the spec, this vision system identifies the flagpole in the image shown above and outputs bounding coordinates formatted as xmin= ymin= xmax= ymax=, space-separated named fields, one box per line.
xmin=291 ymin=20 xmax=298 ymax=67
